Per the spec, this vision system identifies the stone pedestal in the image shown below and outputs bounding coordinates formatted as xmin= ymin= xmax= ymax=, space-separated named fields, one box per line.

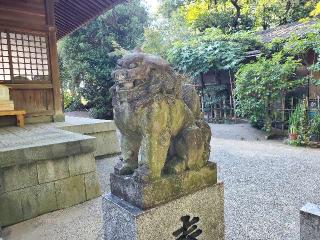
xmin=300 ymin=203 xmax=320 ymax=240
xmin=103 ymin=183 xmax=224 ymax=240
xmin=111 ymin=162 xmax=217 ymax=210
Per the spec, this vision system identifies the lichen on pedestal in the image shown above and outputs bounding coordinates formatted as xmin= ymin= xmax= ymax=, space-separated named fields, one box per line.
xmin=110 ymin=49 xmax=215 ymax=209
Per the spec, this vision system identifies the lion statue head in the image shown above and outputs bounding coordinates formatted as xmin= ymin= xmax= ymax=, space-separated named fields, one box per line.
xmin=111 ymin=49 xmax=181 ymax=108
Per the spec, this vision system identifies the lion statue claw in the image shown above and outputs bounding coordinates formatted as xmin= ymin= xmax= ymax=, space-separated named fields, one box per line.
xmin=111 ymin=49 xmax=211 ymax=182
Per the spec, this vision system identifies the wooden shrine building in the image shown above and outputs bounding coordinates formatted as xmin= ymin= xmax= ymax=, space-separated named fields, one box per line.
xmin=0 ymin=0 xmax=124 ymax=228
xmin=0 ymin=0 xmax=125 ymax=126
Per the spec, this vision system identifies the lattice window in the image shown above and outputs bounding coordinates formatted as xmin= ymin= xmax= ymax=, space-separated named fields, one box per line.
xmin=0 ymin=30 xmax=50 ymax=82
xmin=0 ymin=32 xmax=10 ymax=81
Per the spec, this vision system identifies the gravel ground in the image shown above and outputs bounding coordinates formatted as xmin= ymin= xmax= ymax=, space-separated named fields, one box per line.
xmin=3 ymin=123 xmax=320 ymax=240
xmin=213 ymin=124 xmax=320 ymax=240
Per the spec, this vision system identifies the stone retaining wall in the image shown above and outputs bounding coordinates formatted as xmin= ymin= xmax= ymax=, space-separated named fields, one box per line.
xmin=58 ymin=117 xmax=120 ymax=157
xmin=0 ymin=152 xmax=100 ymax=227
xmin=0 ymin=118 xmax=121 ymax=227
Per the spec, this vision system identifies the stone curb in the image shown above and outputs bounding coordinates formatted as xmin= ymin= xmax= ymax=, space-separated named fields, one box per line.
xmin=0 ymin=136 xmax=96 ymax=168
xmin=59 ymin=117 xmax=117 ymax=134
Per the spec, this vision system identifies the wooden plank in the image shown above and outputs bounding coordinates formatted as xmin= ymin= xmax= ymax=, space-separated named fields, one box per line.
xmin=25 ymin=110 xmax=54 ymax=116
xmin=0 ymin=20 xmax=48 ymax=32
xmin=0 ymin=4 xmax=45 ymax=17
xmin=4 ymin=83 xmax=53 ymax=90
xmin=0 ymin=9 xmax=46 ymax=25
xmin=0 ymin=110 xmax=26 ymax=127
xmin=0 ymin=0 xmax=47 ymax=32
xmin=10 ymin=89 xmax=54 ymax=114
xmin=0 ymin=110 xmax=26 ymax=116
xmin=0 ymin=0 xmax=45 ymax=13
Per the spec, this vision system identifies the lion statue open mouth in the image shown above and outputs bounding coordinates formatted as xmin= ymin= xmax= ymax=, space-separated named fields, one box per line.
xmin=110 ymin=49 xmax=211 ymax=182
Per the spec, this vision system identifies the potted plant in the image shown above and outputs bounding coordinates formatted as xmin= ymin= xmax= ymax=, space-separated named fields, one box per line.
xmin=288 ymin=105 xmax=300 ymax=141
xmin=289 ymin=125 xmax=298 ymax=140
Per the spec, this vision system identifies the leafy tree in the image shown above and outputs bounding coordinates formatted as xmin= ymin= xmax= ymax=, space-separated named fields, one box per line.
xmin=179 ymin=0 xmax=317 ymax=32
xmin=310 ymin=1 xmax=320 ymax=17
xmin=158 ymin=0 xmax=187 ymax=18
xmin=59 ymin=0 xmax=148 ymax=119
xmin=183 ymin=0 xmax=254 ymax=32
xmin=167 ymin=29 xmax=263 ymax=77
xmin=142 ymin=10 xmax=192 ymax=59
xmin=235 ymin=53 xmax=304 ymax=132
xmin=253 ymin=0 xmax=317 ymax=30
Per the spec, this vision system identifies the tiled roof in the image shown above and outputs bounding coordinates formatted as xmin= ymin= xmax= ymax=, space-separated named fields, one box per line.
xmin=256 ymin=19 xmax=319 ymax=43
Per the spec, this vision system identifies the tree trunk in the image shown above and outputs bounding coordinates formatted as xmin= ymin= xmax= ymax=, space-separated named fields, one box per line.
xmin=230 ymin=0 xmax=241 ymax=30
xmin=281 ymin=1 xmax=292 ymax=25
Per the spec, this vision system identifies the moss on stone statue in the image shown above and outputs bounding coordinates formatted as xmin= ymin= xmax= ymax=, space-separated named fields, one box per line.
xmin=110 ymin=50 xmax=214 ymax=209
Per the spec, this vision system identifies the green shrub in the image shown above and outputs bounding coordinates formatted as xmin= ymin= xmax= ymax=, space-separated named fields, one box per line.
xmin=288 ymin=100 xmax=310 ymax=146
xmin=235 ymin=53 xmax=304 ymax=132
xmin=309 ymin=112 xmax=320 ymax=141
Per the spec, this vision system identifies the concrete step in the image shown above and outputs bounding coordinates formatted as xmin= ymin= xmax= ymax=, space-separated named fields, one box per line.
xmin=0 ymin=126 xmax=95 ymax=168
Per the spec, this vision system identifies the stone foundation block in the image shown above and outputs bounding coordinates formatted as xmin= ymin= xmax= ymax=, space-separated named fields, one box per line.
xmin=300 ymin=203 xmax=320 ymax=240
xmin=60 ymin=117 xmax=120 ymax=157
xmin=37 ymin=158 xmax=69 ymax=184
xmin=93 ymin=131 xmax=120 ymax=157
xmin=0 ymin=191 xmax=23 ymax=226
xmin=69 ymin=153 xmax=96 ymax=176
xmin=0 ymin=175 xmax=3 ymax=195
xmin=20 ymin=183 xmax=57 ymax=220
xmin=85 ymin=172 xmax=101 ymax=200
xmin=1 ymin=163 xmax=37 ymax=192
xmin=55 ymin=175 xmax=86 ymax=209
xmin=103 ymin=183 xmax=224 ymax=240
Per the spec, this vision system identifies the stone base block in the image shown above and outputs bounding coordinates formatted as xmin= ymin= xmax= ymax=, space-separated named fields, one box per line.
xmin=300 ymin=203 xmax=320 ymax=240
xmin=0 ymin=153 xmax=101 ymax=227
xmin=103 ymin=183 xmax=224 ymax=240
xmin=111 ymin=162 xmax=217 ymax=210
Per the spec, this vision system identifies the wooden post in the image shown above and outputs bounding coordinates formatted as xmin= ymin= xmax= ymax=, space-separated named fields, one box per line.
xmin=229 ymin=95 xmax=232 ymax=119
xmin=214 ymin=104 xmax=218 ymax=121
xmin=16 ymin=113 xmax=25 ymax=128
xmin=281 ymin=97 xmax=285 ymax=134
xmin=223 ymin=98 xmax=227 ymax=120
xmin=45 ymin=0 xmax=64 ymax=122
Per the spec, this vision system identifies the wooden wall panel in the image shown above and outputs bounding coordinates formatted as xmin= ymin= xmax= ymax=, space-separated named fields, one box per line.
xmin=0 ymin=0 xmax=46 ymax=30
xmin=0 ymin=0 xmax=63 ymax=125
xmin=10 ymin=88 xmax=54 ymax=116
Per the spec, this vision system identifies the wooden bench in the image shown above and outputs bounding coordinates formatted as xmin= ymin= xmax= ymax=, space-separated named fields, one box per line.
xmin=0 ymin=110 xmax=26 ymax=127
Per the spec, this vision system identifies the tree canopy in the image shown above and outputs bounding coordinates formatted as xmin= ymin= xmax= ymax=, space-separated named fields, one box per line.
xmin=59 ymin=0 xmax=148 ymax=119
xmin=167 ymin=29 xmax=263 ymax=77
xmin=143 ymin=0 xmax=319 ymax=69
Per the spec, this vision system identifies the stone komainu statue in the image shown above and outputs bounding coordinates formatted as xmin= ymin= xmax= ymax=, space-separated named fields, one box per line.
xmin=111 ymin=50 xmax=211 ymax=182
